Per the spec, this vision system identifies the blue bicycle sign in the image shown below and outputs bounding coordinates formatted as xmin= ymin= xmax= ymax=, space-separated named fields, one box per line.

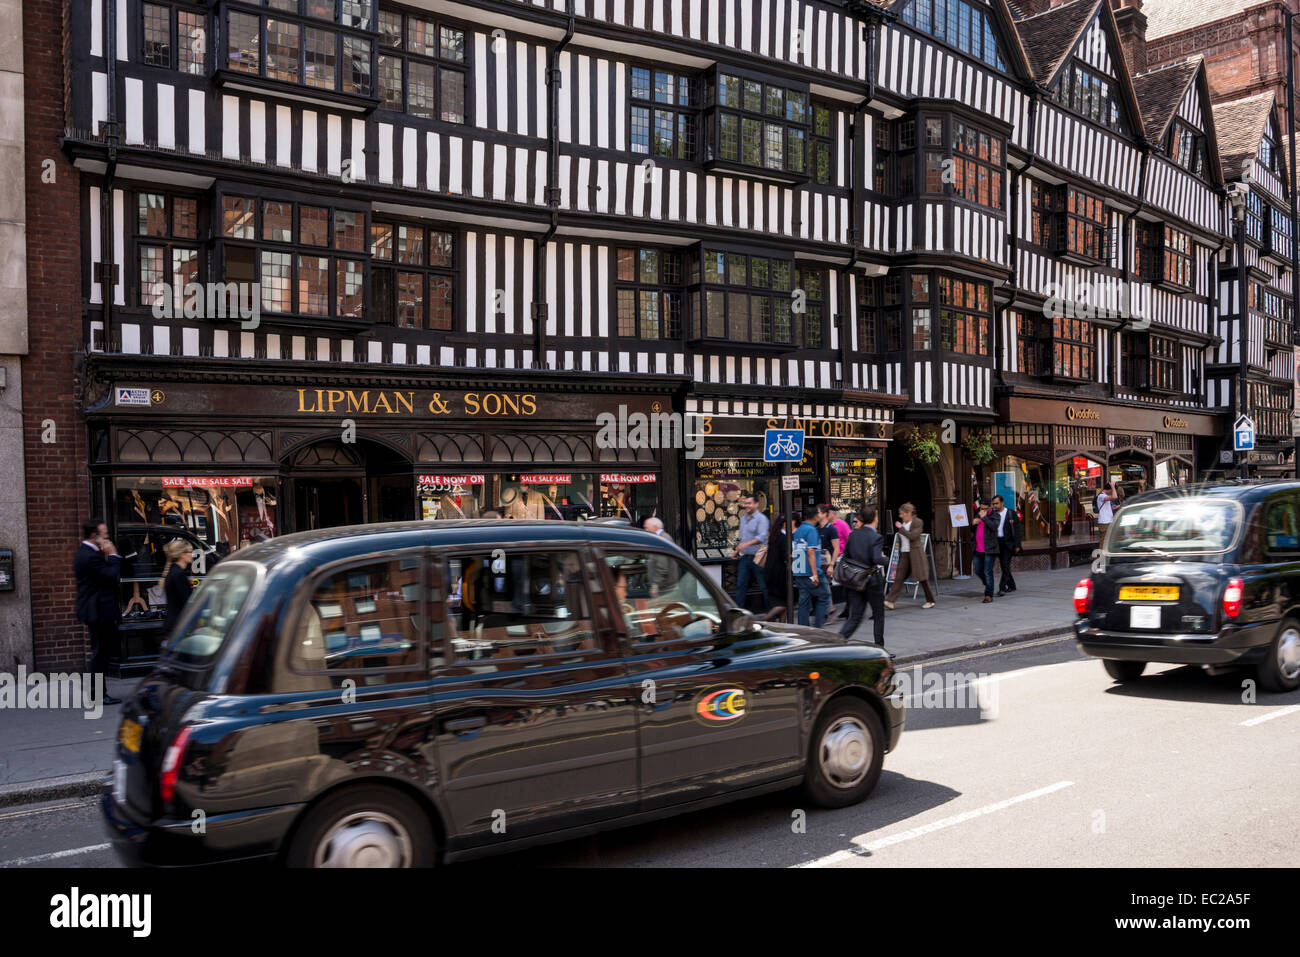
xmin=764 ymin=429 xmax=805 ymax=463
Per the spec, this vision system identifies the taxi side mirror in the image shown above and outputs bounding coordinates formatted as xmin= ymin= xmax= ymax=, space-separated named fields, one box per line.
xmin=724 ymin=606 xmax=758 ymax=635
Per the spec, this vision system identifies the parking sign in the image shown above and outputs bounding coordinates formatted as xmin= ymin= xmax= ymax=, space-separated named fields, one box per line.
xmin=1233 ymin=415 xmax=1255 ymax=452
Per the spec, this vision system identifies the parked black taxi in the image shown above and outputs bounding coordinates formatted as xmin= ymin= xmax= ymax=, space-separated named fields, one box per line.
xmin=103 ymin=521 xmax=904 ymax=866
xmin=1074 ymin=481 xmax=1300 ymax=692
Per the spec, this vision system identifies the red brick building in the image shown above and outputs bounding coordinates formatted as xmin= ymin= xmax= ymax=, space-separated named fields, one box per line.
xmin=23 ymin=0 xmax=87 ymax=669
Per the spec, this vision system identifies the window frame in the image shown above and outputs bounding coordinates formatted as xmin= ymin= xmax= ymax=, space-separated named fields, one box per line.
xmin=627 ymin=63 xmax=697 ymax=161
xmin=217 ymin=188 xmax=371 ymax=324
xmin=375 ymin=7 xmax=468 ymax=123
xmin=368 ymin=217 xmax=457 ymax=330
xmin=614 ymin=246 xmax=684 ymax=341
xmin=1052 ymin=59 xmax=1126 ymax=134
xmin=690 ymin=247 xmax=805 ymax=348
xmin=141 ymin=2 xmax=208 ymax=74
xmin=219 ymin=0 xmax=381 ymax=106
xmin=898 ymin=0 xmax=1008 ymax=72
xmin=703 ymin=67 xmax=810 ymax=183
xmin=127 ymin=188 xmax=206 ymax=314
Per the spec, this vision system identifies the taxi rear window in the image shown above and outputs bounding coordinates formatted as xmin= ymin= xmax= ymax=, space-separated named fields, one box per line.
xmin=1106 ymin=499 xmax=1241 ymax=556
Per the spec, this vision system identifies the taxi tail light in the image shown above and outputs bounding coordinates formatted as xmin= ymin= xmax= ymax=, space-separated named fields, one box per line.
xmin=1222 ymin=578 xmax=1244 ymax=620
xmin=1073 ymin=578 xmax=1093 ymax=615
xmin=160 ymin=726 xmax=193 ymax=804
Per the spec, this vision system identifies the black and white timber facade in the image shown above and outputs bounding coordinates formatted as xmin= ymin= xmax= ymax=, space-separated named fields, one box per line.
xmin=55 ymin=0 xmax=1294 ymax=583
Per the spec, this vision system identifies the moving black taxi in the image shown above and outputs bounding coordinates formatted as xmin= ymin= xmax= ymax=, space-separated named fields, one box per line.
xmin=1074 ymin=481 xmax=1300 ymax=692
xmin=103 ymin=521 xmax=904 ymax=866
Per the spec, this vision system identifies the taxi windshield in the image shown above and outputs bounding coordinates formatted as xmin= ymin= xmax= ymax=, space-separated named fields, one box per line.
xmin=1105 ymin=499 xmax=1241 ymax=555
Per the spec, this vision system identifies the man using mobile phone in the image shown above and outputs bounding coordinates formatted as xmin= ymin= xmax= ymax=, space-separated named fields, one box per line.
xmin=74 ymin=519 xmax=124 ymax=704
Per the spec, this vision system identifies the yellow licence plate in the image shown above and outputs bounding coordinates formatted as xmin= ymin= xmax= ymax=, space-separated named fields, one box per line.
xmin=118 ymin=719 xmax=142 ymax=753
xmin=1119 ymin=586 xmax=1179 ymax=602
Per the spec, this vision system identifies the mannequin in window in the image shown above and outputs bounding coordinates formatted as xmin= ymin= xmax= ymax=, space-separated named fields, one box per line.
xmin=252 ymin=479 xmax=276 ymax=527
xmin=505 ymin=485 xmax=545 ymax=520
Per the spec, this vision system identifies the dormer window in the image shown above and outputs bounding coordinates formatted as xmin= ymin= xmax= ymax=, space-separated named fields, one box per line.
xmin=1169 ymin=121 xmax=1207 ymax=178
xmin=1053 ymin=62 xmax=1125 ymax=134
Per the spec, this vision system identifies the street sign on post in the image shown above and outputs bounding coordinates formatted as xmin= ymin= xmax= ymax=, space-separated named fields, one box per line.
xmin=1233 ymin=415 xmax=1256 ymax=452
xmin=764 ymin=429 xmax=805 ymax=463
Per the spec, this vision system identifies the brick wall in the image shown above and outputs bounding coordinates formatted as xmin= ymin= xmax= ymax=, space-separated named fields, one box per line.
xmin=23 ymin=0 xmax=88 ymax=669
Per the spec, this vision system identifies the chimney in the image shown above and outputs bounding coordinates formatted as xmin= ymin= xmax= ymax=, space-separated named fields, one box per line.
xmin=1112 ymin=0 xmax=1148 ymax=76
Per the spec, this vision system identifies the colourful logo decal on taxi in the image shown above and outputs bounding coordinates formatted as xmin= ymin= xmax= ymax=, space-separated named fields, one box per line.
xmin=694 ymin=686 xmax=747 ymax=725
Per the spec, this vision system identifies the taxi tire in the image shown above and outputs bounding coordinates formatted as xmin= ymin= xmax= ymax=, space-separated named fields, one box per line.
xmin=1103 ymin=659 xmax=1146 ymax=682
xmin=1256 ymin=618 xmax=1300 ymax=694
xmin=286 ymin=786 xmax=436 ymax=868
xmin=802 ymin=697 xmax=885 ymax=809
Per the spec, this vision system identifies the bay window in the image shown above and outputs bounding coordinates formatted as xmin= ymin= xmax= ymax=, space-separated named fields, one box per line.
xmin=937 ymin=275 xmax=991 ymax=355
xmin=1124 ymin=332 xmax=1181 ymax=393
xmin=691 ymin=249 xmax=822 ymax=347
xmin=630 ymin=67 xmax=696 ymax=159
xmin=220 ymin=193 xmax=368 ymax=321
xmin=705 ymin=69 xmax=809 ymax=180
xmin=223 ymin=0 xmax=376 ymax=101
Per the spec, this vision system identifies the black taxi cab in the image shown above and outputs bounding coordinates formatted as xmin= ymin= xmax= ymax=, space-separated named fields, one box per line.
xmin=103 ymin=521 xmax=904 ymax=866
xmin=1074 ymin=481 xmax=1300 ymax=692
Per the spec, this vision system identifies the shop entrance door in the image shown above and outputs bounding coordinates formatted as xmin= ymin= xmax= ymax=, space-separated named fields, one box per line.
xmin=1108 ymin=453 xmax=1153 ymax=501
xmin=294 ymin=477 xmax=364 ymax=530
xmin=284 ymin=438 xmax=414 ymax=531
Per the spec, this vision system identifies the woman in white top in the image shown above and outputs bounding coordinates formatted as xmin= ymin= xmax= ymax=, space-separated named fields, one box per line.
xmin=1096 ymin=483 xmax=1118 ymax=546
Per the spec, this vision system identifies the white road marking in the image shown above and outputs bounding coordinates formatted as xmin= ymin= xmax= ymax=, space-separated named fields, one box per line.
xmin=0 ymin=843 xmax=112 ymax=867
xmin=1240 ymin=704 xmax=1300 ymax=727
xmin=795 ymin=781 xmax=1076 ymax=868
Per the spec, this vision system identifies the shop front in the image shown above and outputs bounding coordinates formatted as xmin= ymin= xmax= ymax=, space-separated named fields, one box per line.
xmin=86 ymin=359 xmax=687 ymax=671
xmin=684 ymin=395 xmax=896 ymax=594
xmin=975 ymin=397 xmax=1223 ymax=568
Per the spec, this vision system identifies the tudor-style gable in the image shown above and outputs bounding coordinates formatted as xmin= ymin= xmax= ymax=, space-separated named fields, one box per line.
xmin=1132 ymin=58 xmax=1224 ymax=186
xmin=895 ymin=0 xmax=1016 ymax=73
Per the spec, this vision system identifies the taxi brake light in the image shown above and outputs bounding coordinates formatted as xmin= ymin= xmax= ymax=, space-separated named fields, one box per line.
xmin=160 ymin=726 xmax=193 ymax=804
xmin=1222 ymin=578 xmax=1244 ymax=620
xmin=1073 ymin=578 xmax=1093 ymax=615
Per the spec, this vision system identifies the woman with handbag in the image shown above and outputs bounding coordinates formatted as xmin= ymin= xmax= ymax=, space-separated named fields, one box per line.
xmin=838 ymin=506 xmax=887 ymax=646
xmin=159 ymin=539 xmax=195 ymax=635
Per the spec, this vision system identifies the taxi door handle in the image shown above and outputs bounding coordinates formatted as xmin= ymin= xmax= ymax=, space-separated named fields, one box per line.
xmin=444 ymin=716 xmax=487 ymax=733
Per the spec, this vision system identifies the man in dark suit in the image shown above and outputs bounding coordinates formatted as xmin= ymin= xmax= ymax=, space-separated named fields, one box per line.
xmin=992 ymin=495 xmax=1022 ymax=596
xmin=75 ymin=518 xmax=123 ymax=704
xmin=840 ymin=506 xmax=888 ymax=646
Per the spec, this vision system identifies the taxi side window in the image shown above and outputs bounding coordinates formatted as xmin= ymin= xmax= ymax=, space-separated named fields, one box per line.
xmin=445 ymin=550 xmax=598 ymax=668
xmin=1263 ymin=495 xmax=1300 ymax=559
xmin=288 ymin=556 xmax=424 ymax=683
xmin=603 ymin=551 xmax=721 ymax=643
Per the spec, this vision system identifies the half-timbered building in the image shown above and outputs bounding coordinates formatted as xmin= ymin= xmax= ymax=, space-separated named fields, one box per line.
xmin=21 ymin=0 xmax=1272 ymax=667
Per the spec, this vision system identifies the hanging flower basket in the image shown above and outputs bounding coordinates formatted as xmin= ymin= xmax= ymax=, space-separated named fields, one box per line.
xmin=904 ymin=426 xmax=942 ymax=465
xmin=963 ymin=431 xmax=995 ymax=466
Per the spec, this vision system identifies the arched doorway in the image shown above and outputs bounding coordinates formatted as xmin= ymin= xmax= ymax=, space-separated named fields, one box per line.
xmin=283 ymin=437 xmax=414 ymax=531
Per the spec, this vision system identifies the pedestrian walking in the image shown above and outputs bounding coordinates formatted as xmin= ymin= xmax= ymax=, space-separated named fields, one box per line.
xmin=1096 ymin=483 xmax=1118 ymax=546
xmin=816 ymin=505 xmax=842 ymax=617
xmin=74 ymin=519 xmax=123 ymax=703
xmin=160 ymin=539 xmax=196 ymax=633
xmin=884 ymin=503 xmax=936 ymax=609
xmin=839 ymin=506 xmax=887 ymax=646
xmin=972 ymin=500 xmax=999 ymax=602
xmin=764 ymin=513 xmax=790 ymax=618
xmin=992 ymin=494 xmax=1022 ymax=595
xmin=791 ymin=511 xmax=831 ymax=627
xmin=732 ymin=492 xmax=771 ymax=610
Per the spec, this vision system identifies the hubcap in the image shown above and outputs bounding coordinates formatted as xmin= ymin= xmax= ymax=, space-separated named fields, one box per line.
xmin=819 ymin=716 xmax=872 ymax=789
xmin=1277 ymin=628 xmax=1300 ymax=681
xmin=314 ymin=811 xmax=412 ymax=868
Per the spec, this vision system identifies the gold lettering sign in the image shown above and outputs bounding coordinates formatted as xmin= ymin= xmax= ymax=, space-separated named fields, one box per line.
xmin=296 ymin=389 xmax=537 ymax=417
xmin=766 ymin=417 xmax=869 ymax=439
xmin=1066 ymin=406 xmax=1101 ymax=421
xmin=1163 ymin=415 xmax=1188 ymax=429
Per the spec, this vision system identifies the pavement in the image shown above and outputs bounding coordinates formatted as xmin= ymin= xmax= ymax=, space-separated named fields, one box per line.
xmin=0 ymin=565 xmax=1083 ymax=808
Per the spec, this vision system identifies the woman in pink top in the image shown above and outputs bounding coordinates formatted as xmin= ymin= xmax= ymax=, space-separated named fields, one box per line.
xmin=972 ymin=501 xmax=997 ymax=602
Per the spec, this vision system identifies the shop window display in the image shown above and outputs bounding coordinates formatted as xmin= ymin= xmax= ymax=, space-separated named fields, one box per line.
xmin=417 ymin=474 xmax=485 ymax=520
xmin=1053 ymin=457 xmax=1103 ymax=545
xmin=986 ymin=456 xmax=1051 ymax=548
xmin=692 ymin=460 xmax=779 ymax=560
xmin=112 ymin=476 xmax=278 ymax=621
xmin=829 ymin=458 xmax=879 ymax=520
xmin=497 ymin=474 xmax=597 ymax=521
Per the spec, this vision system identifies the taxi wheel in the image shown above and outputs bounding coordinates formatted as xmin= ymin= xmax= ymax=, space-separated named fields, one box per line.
xmin=1256 ymin=619 xmax=1300 ymax=694
xmin=286 ymin=786 xmax=435 ymax=868
xmin=1103 ymin=659 xmax=1146 ymax=683
xmin=803 ymin=698 xmax=885 ymax=809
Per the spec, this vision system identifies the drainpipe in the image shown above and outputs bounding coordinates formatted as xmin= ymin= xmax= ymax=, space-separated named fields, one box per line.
xmin=1003 ymin=90 xmax=1040 ymax=390
xmin=101 ymin=0 xmax=120 ymax=353
xmin=532 ymin=4 xmax=575 ymax=367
